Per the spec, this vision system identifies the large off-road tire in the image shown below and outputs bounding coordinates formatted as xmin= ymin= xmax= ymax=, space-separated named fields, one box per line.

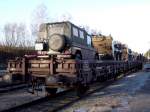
xmin=49 ymin=34 xmax=65 ymax=51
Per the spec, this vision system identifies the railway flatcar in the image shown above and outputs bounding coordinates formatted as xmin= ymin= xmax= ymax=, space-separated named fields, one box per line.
xmin=4 ymin=21 xmax=143 ymax=96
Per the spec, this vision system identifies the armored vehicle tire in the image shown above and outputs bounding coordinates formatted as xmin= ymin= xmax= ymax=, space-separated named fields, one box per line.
xmin=49 ymin=34 xmax=65 ymax=51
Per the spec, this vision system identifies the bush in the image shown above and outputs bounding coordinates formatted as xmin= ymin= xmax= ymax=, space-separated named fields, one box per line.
xmin=0 ymin=45 xmax=35 ymax=64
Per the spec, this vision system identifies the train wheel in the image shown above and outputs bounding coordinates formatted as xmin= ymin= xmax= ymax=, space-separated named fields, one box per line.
xmin=46 ymin=88 xmax=57 ymax=96
xmin=76 ymin=83 xmax=88 ymax=97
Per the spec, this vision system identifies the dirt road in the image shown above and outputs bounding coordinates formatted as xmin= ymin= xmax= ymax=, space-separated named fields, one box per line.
xmin=60 ymin=70 xmax=150 ymax=112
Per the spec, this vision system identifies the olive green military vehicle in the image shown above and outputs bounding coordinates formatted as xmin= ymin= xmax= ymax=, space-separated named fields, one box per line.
xmin=35 ymin=21 xmax=98 ymax=60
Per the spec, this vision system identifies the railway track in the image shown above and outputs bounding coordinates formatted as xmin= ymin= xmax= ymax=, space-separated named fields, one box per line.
xmin=0 ymin=82 xmax=23 ymax=88
xmin=0 ymin=83 xmax=29 ymax=93
xmin=1 ymin=79 xmax=116 ymax=112
xmin=0 ymin=69 xmax=138 ymax=112
xmin=0 ymin=85 xmax=45 ymax=112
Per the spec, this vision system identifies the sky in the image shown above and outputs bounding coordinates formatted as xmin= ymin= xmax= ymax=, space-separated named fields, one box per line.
xmin=0 ymin=0 xmax=150 ymax=53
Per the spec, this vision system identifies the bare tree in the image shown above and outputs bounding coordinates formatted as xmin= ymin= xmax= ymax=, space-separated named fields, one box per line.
xmin=3 ymin=4 xmax=50 ymax=48
xmin=80 ymin=25 xmax=90 ymax=32
xmin=3 ymin=23 xmax=18 ymax=47
xmin=30 ymin=4 xmax=49 ymax=37
xmin=59 ymin=13 xmax=72 ymax=21
xmin=91 ymin=29 xmax=101 ymax=35
xmin=16 ymin=23 xmax=31 ymax=47
xmin=3 ymin=23 xmax=30 ymax=47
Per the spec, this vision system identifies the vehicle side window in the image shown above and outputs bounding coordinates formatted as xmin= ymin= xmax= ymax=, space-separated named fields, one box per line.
xmin=87 ymin=35 xmax=92 ymax=46
xmin=73 ymin=27 xmax=78 ymax=37
xmin=79 ymin=30 xmax=84 ymax=39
